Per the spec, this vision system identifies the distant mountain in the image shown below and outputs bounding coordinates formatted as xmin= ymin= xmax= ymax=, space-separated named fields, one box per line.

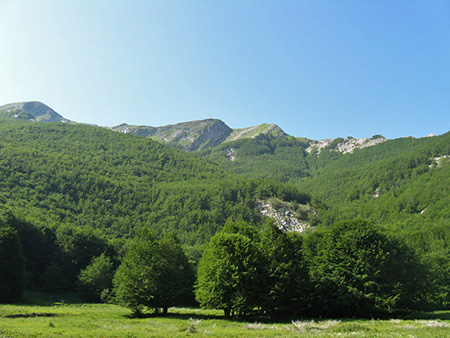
xmin=111 ymin=119 xmax=233 ymax=152
xmin=225 ymin=123 xmax=287 ymax=142
xmin=1 ymin=101 xmax=392 ymax=155
xmin=0 ymin=101 xmax=70 ymax=123
xmin=112 ymin=120 xmax=288 ymax=152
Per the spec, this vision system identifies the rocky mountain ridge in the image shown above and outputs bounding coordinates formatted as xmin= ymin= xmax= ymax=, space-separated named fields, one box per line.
xmin=112 ymin=121 xmax=287 ymax=151
xmin=112 ymin=119 xmax=233 ymax=151
xmin=0 ymin=101 xmax=393 ymax=154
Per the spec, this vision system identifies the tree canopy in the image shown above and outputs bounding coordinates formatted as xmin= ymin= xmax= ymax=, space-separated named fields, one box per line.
xmin=304 ymin=219 xmax=428 ymax=317
xmin=113 ymin=230 xmax=194 ymax=316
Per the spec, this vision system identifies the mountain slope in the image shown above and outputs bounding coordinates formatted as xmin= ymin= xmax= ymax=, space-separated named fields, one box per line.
xmin=225 ymin=123 xmax=287 ymax=142
xmin=0 ymin=101 xmax=70 ymax=123
xmin=112 ymin=119 xmax=233 ymax=151
xmin=111 ymin=120 xmax=289 ymax=151
xmin=0 ymin=120 xmax=309 ymax=245
xmin=198 ymin=130 xmax=450 ymax=240
xmin=296 ymin=132 xmax=450 ymax=226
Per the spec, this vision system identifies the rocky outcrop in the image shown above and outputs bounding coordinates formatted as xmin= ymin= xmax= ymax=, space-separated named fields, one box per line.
xmin=257 ymin=198 xmax=314 ymax=233
xmin=429 ymin=155 xmax=449 ymax=168
xmin=306 ymin=136 xmax=387 ymax=155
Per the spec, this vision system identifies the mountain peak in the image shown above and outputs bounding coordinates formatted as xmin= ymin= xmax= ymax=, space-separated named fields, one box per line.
xmin=112 ymin=120 xmax=288 ymax=152
xmin=112 ymin=119 xmax=233 ymax=151
xmin=225 ymin=123 xmax=286 ymax=142
xmin=0 ymin=101 xmax=69 ymax=123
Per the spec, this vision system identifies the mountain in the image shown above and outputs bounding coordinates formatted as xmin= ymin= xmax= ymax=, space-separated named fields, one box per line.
xmin=0 ymin=101 xmax=70 ymax=123
xmin=0 ymin=101 xmax=389 ymax=155
xmin=1 ymin=101 xmax=449 ymax=306
xmin=197 ymin=128 xmax=450 ymax=229
xmin=111 ymin=120 xmax=289 ymax=152
xmin=225 ymin=123 xmax=287 ymax=142
xmin=111 ymin=119 xmax=233 ymax=152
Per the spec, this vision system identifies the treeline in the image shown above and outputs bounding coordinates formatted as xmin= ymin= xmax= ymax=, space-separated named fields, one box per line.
xmin=3 ymin=214 xmax=431 ymax=318
xmin=195 ymin=219 xmax=429 ymax=318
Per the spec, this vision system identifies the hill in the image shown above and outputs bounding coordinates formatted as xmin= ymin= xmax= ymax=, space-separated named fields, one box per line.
xmin=198 ymin=131 xmax=449 ymax=227
xmin=0 ymin=120 xmax=309 ymax=245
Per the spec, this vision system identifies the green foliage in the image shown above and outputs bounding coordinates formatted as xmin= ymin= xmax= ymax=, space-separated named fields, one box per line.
xmin=198 ymin=134 xmax=311 ymax=182
xmin=259 ymin=221 xmax=309 ymax=316
xmin=196 ymin=220 xmax=309 ymax=317
xmin=0 ymin=120 xmax=304 ymax=246
xmin=0 ymin=220 xmax=25 ymax=303
xmin=200 ymin=130 xmax=449 ymax=313
xmin=304 ymin=219 xmax=428 ymax=317
xmin=196 ymin=226 xmax=264 ymax=317
xmin=77 ymin=253 xmax=115 ymax=302
xmin=113 ymin=230 xmax=194 ymax=316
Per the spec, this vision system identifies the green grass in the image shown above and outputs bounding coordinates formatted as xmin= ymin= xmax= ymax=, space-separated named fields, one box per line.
xmin=1 ymin=294 xmax=450 ymax=337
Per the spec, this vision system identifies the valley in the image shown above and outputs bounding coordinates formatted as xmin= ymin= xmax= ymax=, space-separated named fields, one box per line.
xmin=0 ymin=101 xmax=449 ymax=327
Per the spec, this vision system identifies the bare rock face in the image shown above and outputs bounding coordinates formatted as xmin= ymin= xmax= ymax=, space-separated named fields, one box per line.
xmin=306 ymin=136 xmax=387 ymax=154
xmin=257 ymin=198 xmax=316 ymax=233
xmin=335 ymin=136 xmax=387 ymax=154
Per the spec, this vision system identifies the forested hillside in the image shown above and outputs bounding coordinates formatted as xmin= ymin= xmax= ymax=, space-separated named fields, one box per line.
xmin=199 ymin=130 xmax=450 ymax=308
xmin=198 ymin=132 xmax=450 ymax=229
xmin=0 ymin=120 xmax=307 ymax=244
xmin=0 ymin=120 xmax=310 ymax=299
xmin=1 ymin=114 xmax=449 ymax=315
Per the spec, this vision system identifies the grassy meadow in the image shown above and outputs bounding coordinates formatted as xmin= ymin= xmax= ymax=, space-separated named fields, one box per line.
xmin=1 ymin=292 xmax=450 ymax=338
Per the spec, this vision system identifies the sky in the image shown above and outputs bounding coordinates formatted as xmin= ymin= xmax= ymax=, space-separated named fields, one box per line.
xmin=1 ymin=0 xmax=449 ymax=140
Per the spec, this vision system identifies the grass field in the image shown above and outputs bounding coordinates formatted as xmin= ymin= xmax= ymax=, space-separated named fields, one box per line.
xmin=1 ymin=293 xmax=450 ymax=337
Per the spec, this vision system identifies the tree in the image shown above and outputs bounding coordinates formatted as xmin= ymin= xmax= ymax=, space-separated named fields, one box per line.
xmin=0 ymin=224 xmax=25 ymax=303
xmin=77 ymin=253 xmax=115 ymax=302
xmin=195 ymin=221 xmax=264 ymax=317
xmin=259 ymin=220 xmax=309 ymax=316
xmin=304 ymin=219 xmax=428 ymax=317
xmin=156 ymin=233 xmax=195 ymax=310
xmin=113 ymin=230 xmax=194 ymax=316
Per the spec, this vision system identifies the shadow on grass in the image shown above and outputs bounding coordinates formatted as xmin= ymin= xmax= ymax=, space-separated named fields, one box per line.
xmin=403 ymin=311 xmax=450 ymax=321
xmin=126 ymin=310 xmax=225 ymax=321
xmin=20 ymin=290 xmax=85 ymax=307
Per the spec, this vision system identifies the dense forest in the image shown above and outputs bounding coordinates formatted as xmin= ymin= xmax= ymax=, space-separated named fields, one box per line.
xmin=0 ymin=120 xmax=307 ymax=301
xmin=1 ymin=118 xmax=449 ymax=318
xmin=199 ymin=130 xmax=450 ymax=310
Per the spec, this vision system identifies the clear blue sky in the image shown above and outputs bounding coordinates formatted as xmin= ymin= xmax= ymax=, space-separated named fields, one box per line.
xmin=1 ymin=0 xmax=449 ymax=140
